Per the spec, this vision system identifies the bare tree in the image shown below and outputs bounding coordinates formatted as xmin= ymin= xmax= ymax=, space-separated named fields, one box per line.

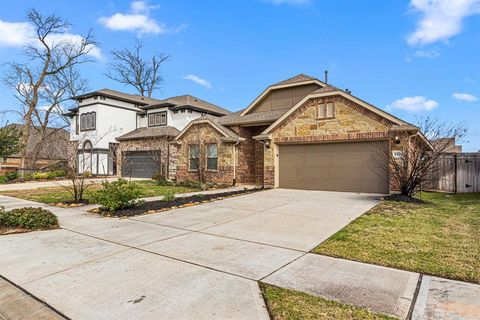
xmin=106 ymin=40 xmax=169 ymax=97
xmin=178 ymin=125 xmax=211 ymax=190
xmin=380 ymin=117 xmax=468 ymax=197
xmin=2 ymin=9 xmax=96 ymax=175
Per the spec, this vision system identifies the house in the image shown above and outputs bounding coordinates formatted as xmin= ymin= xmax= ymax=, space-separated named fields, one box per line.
xmin=433 ymin=138 xmax=463 ymax=153
xmin=175 ymin=74 xmax=428 ymax=194
xmin=64 ymin=89 xmax=229 ymax=177
xmin=0 ymin=124 xmax=69 ymax=173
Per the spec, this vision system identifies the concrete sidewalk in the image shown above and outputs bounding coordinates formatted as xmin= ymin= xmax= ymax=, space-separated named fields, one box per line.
xmin=0 ymin=177 xmax=147 ymax=192
xmin=1 ymin=191 xmax=479 ymax=319
xmin=0 ymin=277 xmax=65 ymax=320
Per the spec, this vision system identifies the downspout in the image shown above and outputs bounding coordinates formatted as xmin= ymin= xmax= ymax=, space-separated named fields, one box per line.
xmin=232 ymin=141 xmax=240 ymax=186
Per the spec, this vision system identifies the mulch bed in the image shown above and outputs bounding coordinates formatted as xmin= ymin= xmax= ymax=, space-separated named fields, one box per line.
xmin=95 ymin=188 xmax=263 ymax=217
xmin=50 ymin=200 xmax=89 ymax=208
xmin=382 ymin=194 xmax=425 ymax=204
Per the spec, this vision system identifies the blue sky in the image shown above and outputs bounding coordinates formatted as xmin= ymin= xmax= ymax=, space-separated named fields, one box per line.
xmin=0 ymin=0 xmax=479 ymax=151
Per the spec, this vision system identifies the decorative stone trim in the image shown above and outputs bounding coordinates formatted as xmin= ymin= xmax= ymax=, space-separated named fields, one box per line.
xmin=274 ymin=131 xmax=389 ymax=144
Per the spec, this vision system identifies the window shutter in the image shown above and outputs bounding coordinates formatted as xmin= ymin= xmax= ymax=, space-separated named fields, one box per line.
xmin=318 ymin=105 xmax=325 ymax=118
xmin=327 ymin=103 xmax=335 ymax=118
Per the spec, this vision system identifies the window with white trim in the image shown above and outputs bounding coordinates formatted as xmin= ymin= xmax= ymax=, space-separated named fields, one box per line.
xmin=189 ymin=145 xmax=200 ymax=170
xmin=317 ymin=102 xmax=335 ymax=119
xmin=206 ymin=144 xmax=218 ymax=170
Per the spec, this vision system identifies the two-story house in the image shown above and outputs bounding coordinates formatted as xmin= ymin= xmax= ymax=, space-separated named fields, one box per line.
xmin=64 ymin=89 xmax=229 ymax=178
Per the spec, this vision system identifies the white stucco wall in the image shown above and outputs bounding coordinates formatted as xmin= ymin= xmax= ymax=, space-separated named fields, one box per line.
xmin=142 ymin=107 xmax=203 ymax=131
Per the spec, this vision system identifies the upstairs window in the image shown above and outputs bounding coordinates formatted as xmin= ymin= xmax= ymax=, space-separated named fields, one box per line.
xmin=80 ymin=112 xmax=96 ymax=131
xmin=148 ymin=112 xmax=167 ymax=127
xmin=206 ymin=144 xmax=218 ymax=170
xmin=189 ymin=145 xmax=200 ymax=171
xmin=317 ymin=102 xmax=335 ymax=120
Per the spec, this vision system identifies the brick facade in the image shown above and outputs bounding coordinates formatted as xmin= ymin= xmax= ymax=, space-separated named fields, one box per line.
xmin=263 ymin=95 xmax=395 ymax=188
xmin=117 ymin=137 xmax=177 ymax=179
xmin=175 ymin=123 xmax=236 ymax=185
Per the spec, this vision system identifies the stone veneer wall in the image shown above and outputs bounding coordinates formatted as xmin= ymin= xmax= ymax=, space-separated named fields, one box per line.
xmin=117 ymin=137 xmax=177 ymax=179
xmin=263 ymin=95 xmax=395 ymax=188
xmin=228 ymin=125 xmax=267 ymax=186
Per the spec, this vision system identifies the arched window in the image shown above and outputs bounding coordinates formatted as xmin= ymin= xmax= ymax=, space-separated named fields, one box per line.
xmin=80 ymin=112 xmax=96 ymax=131
xmin=83 ymin=140 xmax=93 ymax=152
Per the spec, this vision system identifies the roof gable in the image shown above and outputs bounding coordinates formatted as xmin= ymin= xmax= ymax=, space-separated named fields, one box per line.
xmin=240 ymin=74 xmax=326 ymax=117
xmin=261 ymin=89 xmax=410 ymax=135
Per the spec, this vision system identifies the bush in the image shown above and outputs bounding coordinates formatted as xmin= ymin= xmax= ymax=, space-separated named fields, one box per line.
xmin=162 ymin=189 xmax=176 ymax=202
xmin=46 ymin=170 xmax=65 ymax=179
xmin=23 ymin=173 xmax=34 ymax=180
xmin=0 ymin=171 xmax=19 ymax=183
xmin=0 ymin=207 xmax=58 ymax=229
xmin=6 ymin=171 xmax=18 ymax=181
xmin=177 ymin=180 xmax=201 ymax=189
xmin=33 ymin=172 xmax=49 ymax=180
xmin=94 ymin=178 xmax=142 ymax=212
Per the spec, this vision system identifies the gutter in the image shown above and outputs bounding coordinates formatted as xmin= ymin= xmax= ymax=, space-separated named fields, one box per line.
xmin=232 ymin=141 xmax=240 ymax=186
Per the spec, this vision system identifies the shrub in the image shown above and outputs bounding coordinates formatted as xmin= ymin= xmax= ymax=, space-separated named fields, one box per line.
xmin=6 ymin=171 xmax=18 ymax=181
xmin=46 ymin=170 xmax=65 ymax=179
xmin=0 ymin=207 xmax=58 ymax=229
xmin=0 ymin=175 xmax=8 ymax=184
xmin=23 ymin=173 xmax=34 ymax=180
xmin=94 ymin=178 xmax=142 ymax=212
xmin=151 ymin=170 xmax=164 ymax=182
xmin=177 ymin=180 xmax=201 ymax=189
xmin=33 ymin=172 xmax=49 ymax=180
xmin=162 ymin=189 xmax=176 ymax=202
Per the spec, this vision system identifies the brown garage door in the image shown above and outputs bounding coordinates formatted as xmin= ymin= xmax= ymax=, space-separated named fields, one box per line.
xmin=278 ymin=141 xmax=389 ymax=193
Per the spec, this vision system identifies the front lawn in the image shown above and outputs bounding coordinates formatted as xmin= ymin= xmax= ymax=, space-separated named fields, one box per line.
xmin=313 ymin=192 xmax=480 ymax=284
xmin=260 ymin=284 xmax=394 ymax=320
xmin=0 ymin=180 xmax=198 ymax=205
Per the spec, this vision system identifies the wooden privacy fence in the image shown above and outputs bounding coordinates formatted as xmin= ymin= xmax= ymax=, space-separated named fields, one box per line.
xmin=426 ymin=153 xmax=480 ymax=193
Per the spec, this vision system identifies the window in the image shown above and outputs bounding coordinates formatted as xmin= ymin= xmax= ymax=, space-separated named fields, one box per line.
xmin=148 ymin=112 xmax=167 ymax=127
xmin=80 ymin=112 xmax=96 ymax=131
xmin=188 ymin=109 xmax=192 ymax=113
xmin=174 ymin=110 xmax=178 ymax=114
xmin=75 ymin=116 xmax=79 ymax=134
xmin=317 ymin=102 xmax=335 ymax=119
xmin=206 ymin=144 xmax=218 ymax=170
xmin=189 ymin=145 xmax=200 ymax=170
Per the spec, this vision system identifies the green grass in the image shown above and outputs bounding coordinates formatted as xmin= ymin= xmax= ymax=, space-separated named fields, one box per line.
xmin=0 ymin=180 xmax=198 ymax=204
xmin=260 ymin=284 xmax=395 ymax=320
xmin=313 ymin=192 xmax=480 ymax=284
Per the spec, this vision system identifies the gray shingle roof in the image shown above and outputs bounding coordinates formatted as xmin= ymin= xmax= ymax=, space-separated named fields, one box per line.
xmin=273 ymin=73 xmax=320 ymax=86
xmin=116 ymin=126 xmax=180 ymax=141
xmin=72 ymin=89 xmax=163 ymax=106
xmin=219 ymin=109 xmax=287 ymax=125
xmin=142 ymin=94 xmax=231 ymax=116
xmin=6 ymin=124 xmax=69 ymax=160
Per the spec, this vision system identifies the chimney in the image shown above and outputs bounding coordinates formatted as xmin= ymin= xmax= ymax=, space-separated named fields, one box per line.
xmin=324 ymin=70 xmax=328 ymax=84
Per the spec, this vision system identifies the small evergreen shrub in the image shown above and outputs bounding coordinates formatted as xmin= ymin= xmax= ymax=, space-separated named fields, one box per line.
xmin=5 ymin=171 xmax=18 ymax=181
xmin=0 ymin=207 xmax=58 ymax=229
xmin=0 ymin=175 xmax=8 ymax=184
xmin=94 ymin=178 xmax=142 ymax=212
xmin=162 ymin=189 xmax=176 ymax=202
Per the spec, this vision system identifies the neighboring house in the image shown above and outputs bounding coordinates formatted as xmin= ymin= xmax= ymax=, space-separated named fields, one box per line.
xmin=64 ymin=89 xmax=229 ymax=177
xmin=0 ymin=124 xmax=69 ymax=172
xmin=175 ymin=74 xmax=429 ymax=193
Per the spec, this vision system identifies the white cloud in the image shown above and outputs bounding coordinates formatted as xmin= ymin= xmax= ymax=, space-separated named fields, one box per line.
xmin=453 ymin=92 xmax=478 ymax=102
xmin=0 ymin=19 xmax=102 ymax=59
xmin=388 ymin=96 xmax=439 ymax=112
xmin=414 ymin=49 xmax=440 ymax=58
xmin=263 ymin=0 xmax=311 ymax=5
xmin=182 ymin=74 xmax=211 ymax=89
xmin=99 ymin=1 xmax=165 ymax=35
xmin=407 ymin=0 xmax=480 ymax=45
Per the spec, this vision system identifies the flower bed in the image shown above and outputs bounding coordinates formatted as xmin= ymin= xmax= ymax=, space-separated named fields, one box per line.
xmin=91 ymin=188 xmax=262 ymax=217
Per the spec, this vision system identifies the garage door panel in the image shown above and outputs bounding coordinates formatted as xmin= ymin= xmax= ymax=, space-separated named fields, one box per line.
xmin=279 ymin=142 xmax=388 ymax=194
xmin=122 ymin=151 xmax=160 ymax=179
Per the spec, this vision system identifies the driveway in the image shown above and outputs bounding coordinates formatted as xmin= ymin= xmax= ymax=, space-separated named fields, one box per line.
xmin=0 ymin=189 xmax=380 ymax=319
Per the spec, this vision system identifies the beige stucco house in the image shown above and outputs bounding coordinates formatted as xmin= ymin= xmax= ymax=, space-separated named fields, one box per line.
xmin=175 ymin=74 xmax=429 ymax=193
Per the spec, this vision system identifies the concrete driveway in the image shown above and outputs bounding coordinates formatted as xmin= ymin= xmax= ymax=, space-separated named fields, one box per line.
xmin=0 ymin=189 xmax=380 ymax=319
